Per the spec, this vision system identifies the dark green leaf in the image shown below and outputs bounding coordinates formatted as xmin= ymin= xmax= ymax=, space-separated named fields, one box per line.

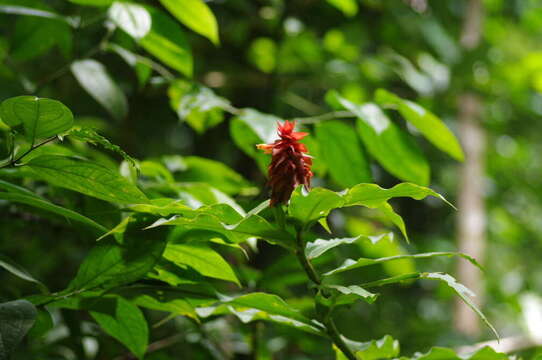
xmin=305 ymin=233 xmax=392 ymax=260
xmin=316 ymin=120 xmax=372 ymax=187
xmin=375 ymin=89 xmax=464 ymax=161
xmin=68 ymin=0 xmax=113 ymax=6
xmin=0 ymin=300 xmax=38 ymax=360
xmin=20 ymin=155 xmax=148 ymax=204
xmin=0 ymin=4 xmax=77 ymax=26
xmin=0 ymin=96 xmax=73 ymax=143
xmin=324 ymin=284 xmax=378 ymax=305
xmin=159 ymin=0 xmax=219 ymax=45
xmin=90 ymin=296 xmax=148 ymax=359
xmin=71 ymin=60 xmax=128 ymax=121
xmin=0 ymin=254 xmax=48 ymax=292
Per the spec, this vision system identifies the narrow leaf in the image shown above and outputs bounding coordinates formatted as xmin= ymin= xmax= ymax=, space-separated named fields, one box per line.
xmin=305 ymin=233 xmax=391 ymax=260
xmin=0 ymin=254 xmax=48 ymax=293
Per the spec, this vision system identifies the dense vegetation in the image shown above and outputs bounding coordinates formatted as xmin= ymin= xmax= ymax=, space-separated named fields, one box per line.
xmin=1 ymin=0 xmax=541 ymax=359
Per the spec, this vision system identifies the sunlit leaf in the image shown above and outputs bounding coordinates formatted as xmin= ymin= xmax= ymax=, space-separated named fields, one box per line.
xmin=335 ymin=335 xmax=399 ymax=360
xmin=288 ymin=186 xmax=345 ymax=227
xmin=159 ymin=0 xmax=219 ymax=45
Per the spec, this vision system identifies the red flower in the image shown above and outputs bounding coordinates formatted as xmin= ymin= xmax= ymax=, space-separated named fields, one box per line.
xmin=256 ymin=120 xmax=313 ymax=206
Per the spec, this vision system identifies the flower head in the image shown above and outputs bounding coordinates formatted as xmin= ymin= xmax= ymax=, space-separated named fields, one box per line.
xmin=256 ymin=120 xmax=313 ymax=206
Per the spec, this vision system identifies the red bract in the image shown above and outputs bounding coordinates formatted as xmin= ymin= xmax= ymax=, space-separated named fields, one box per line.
xmin=256 ymin=120 xmax=313 ymax=206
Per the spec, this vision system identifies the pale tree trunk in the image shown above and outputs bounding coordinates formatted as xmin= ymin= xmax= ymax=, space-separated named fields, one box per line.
xmin=453 ymin=0 xmax=486 ymax=337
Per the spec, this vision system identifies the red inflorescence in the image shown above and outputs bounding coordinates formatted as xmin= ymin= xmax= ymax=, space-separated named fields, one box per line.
xmin=256 ymin=120 xmax=313 ymax=206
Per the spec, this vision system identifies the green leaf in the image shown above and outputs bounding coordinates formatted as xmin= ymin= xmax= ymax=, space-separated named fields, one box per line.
xmin=0 ymin=4 xmax=77 ymax=26
xmin=0 ymin=254 xmax=48 ymax=293
xmin=0 ymin=192 xmax=108 ymax=233
xmin=375 ymin=89 xmax=464 ymax=161
xmin=107 ymin=43 xmax=152 ymax=87
xmin=324 ymin=284 xmax=378 ymax=305
xmin=420 ymin=272 xmax=499 ymax=340
xmin=140 ymin=7 xmax=193 ymax=77
xmin=20 ymin=155 xmax=148 ymax=204
xmin=288 ymin=186 xmax=345 ymax=227
xmin=71 ymin=60 xmax=128 ymax=121
xmin=324 ymin=252 xmax=481 ymax=277
xmin=0 ymin=300 xmax=38 ymax=360
xmin=89 ymin=296 xmax=148 ymax=359
xmin=200 ymin=292 xmax=324 ymax=335
xmin=316 ymin=120 xmax=372 ymax=187
xmin=68 ymin=0 xmax=113 ymax=6
xmin=67 ymin=234 xmax=166 ymax=292
xmin=398 ymin=346 xmax=510 ymax=360
xmin=335 ymin=335 xmax=400 ymax=360
xmin=344 ymin=182 xmax=453 ymax=209
xmin=163 ymin=242 xmax=240 ymax=285
xmin=326 ymin=0 xmax=358 ymax=17
xmin=108 ymin=2 xmax=151 ymax=39
xmin=305 ymin=233 xmax=392 ymax=260
xmin=333 ymin=94 xmax=429 ymax=185
xmin=0 ymin=96 xmax=74 ymax=143
xmin=159 ymin=0 xmax=219 ymax=45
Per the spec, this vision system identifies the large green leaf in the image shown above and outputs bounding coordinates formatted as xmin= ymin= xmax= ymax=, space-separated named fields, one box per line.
xmin=200 ymin=292 xmax=324 ymax=335
xmin=398 ymin=346 xmax=510 ymax=360
xmin=159 ymin=0 xmax=219 ymax=45
xmin=375 ymin=89 xmax=464 ymax=161
xmin=305 ymin=233 xmax=392 ymax=260
xmin=163 ymin=242 xmax=240 ymax=285
xmin=140 ymin=7 xmax=192 ymax=77
xmin=0 ymin=300 xmax=38 ymax=360
xmin=335 ymin=335 xmax=399 ymax=360
xmin=89 ymin=296 xmax=148 ymax=359
xmin=288 ymin=186 xmax=345 ymax=227
xmin=0 ymin=254 xmax=48 ymax=293
xmin=323 ymin=252 xmax=482 ymax=277
xmin=0 ymin=96 xmax=73 ymax=143
xmin=0 ymin=192 xmax=107 ymax=233
xmin=67 ymin=234 xmax=166 ymax=292
xmin=316 ymin=120 xmax=372 ymax=188
xmin=326 ymin=0 xmax=358 ymax=17
xmin=333 ymin=94 xmax=429 ymax=185
xmin=108 ymin=2 xmax=151 ymax=39
xmin=71 ymin=59 xmax=128 ymax=121
xmin=19 ymin=155 xmax=148 ymax=204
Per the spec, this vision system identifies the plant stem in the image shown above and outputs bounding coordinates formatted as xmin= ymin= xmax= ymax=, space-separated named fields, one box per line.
xmin=294 ymin=228 xmax=357 ymax=360
xmin=0 ymin=136 xmax=58 ymax=169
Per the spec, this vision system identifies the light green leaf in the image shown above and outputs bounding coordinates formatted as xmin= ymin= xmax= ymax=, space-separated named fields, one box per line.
xmin=67 ymin=235 xmax=166 ymax=292
xmin=335 ymin=335 xmax=399 ymax=360
xmin=324 ymin=252 xmax=481 ymax=277
xmin=305 ymin=233 xmax=391 ymax=260
xmin=20 ymin=155 xmax=148 ymax=204
xmin=0 ymin=254 xmax=48 ymax=293
xmin=398 ymin=346 xmax=509 ymax=360
xmin=0 ymin=96 xmax=74 ymax=143
xmin=230 ymin=118 xmax=269 ymax=174
xmin=159 ymin=0 xmax=219 ymax=45
xmin=71 ymin=60 xmax=128 ymax=121
xmin=326 ymin=0 xmax=358 ymax=17
xmin=140 ymin=7 xmax=192 ymax=77
xmin=324 ymin=284 xmax=378 ymax=305
xmin=375 ymin=89 xmax=464 ymax=161
xmin=334 ymin=94 xmax=429 ymax=185
xmin=0 ymin=300 xmax=38 ymax=360
xmin=108 ymin=2 xmax=151 ymax=39
xmin=90 ymin=296 xmax=148 ymax=359
xmin=68 ymin=0 xmax=113 ymax=6
xmin=163 ymin=242 xmax=240 ymax=285
xmin=316 ymin=120 xmax=371 ymax=187
xmin=288 ymin=186 xmax=345 ymax=227
xmin=344 ymin=182 xmax=453 ymax=209
xmin=0 ymin=191 xmax=108 ymax=234
xmin=0 ymin=4 xmax=77 ymax=26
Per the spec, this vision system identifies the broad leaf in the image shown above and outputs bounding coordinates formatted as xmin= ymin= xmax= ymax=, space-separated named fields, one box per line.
xmin=0 ymin=300 xmax=38 ymax=360
xmin=316 ymin=120 xmax=372 ymax=187
xmin=67 ymin=234 xmax=166 ymax=292
xmin=398 ymin=346 xmax=510 ymax=360
xmin=71 ymin=60 xmax=128 ymax=121
xmin=89 ymin=296 xmax=148 ymax=359
xmin=0 ymin=96 xmax=73 ymax=143
xmin=108 ymin=2 xmax=151 ymax=39
xmin=333 ymin=94 xmax=429 ymax=185
xmin=0 ymin=254 xmax=48 ymax=293
xmin=159 ymin=0 xmax=219 ymax=45
xmin=288 ymin=186 xmax=345 ymax=227
xmin=375 ymin=89 xmax=464 ymax=161
xmin=326 ymin=0 xmax=358 ymax=17
xmin=336 ymin=335 xmax=399 ymax=360
xmin=199 ymin=292 xmax=324 ymax=335
xmin=0 ymin=192 xmax=107 ymax=233
xmin=324 ymin=252 xmax=481 ymax=276
xmin=305 ymin=233 xmax=392 ymax=260
xmin=324 ymin=284 xmax=378 ymax=305
xmin=20 ymin=155 xmax=148 ymax=204
xmin=163 ymin=242 xmax=240 ymax=285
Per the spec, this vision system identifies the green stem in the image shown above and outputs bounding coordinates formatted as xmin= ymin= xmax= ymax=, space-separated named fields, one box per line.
xmin=294 ymin=228 xmax=357 ymax=360
xmin=0 ymin=136 xmax=58 ymax=169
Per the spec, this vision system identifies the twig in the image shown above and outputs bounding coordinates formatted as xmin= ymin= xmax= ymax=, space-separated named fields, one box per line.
xmin=0 ymin=136 xmax=58 ymax=169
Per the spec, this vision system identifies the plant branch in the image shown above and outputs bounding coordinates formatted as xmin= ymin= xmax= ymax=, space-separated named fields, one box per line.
xmin=0 ymin=136 xmax=58 ymax=169
xmin=294 ymin=228 xmax=357 ymax=360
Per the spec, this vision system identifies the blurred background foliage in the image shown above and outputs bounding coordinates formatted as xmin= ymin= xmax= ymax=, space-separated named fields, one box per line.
xmin=1 ymin=0 xmax=542 ymax=359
